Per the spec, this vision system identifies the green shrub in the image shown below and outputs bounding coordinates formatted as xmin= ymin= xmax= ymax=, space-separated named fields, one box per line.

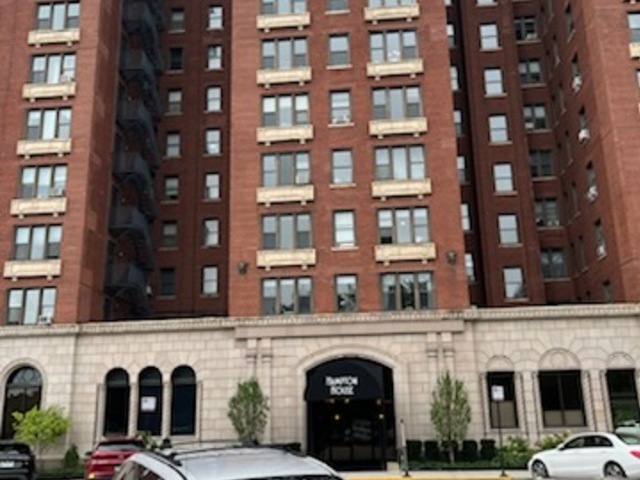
xmin=535 ymin=431 xmax=570 ymax=451
xmin=63 ymin=444 xmax=80 ymax=470
xmin=480 ymin=439 xmax=496 ymax=460
xmin=406 ymin=440 xmax=423 ymax=462
xmin=459 ymin=440 xmax=478 ymax=462
xmin=423 ymin=440 xmax=440 ymax=461
xmin=494 ymin=436 xmax=534 ymax=469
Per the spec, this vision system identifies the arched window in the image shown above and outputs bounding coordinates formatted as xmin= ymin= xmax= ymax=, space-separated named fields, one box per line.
xmin=104 ymin=368 xmax=130 ymax=436
xmin=137 ymin=367 xmax=162 ymax=435
xmin=170 ymin=366 xmax=196 ymax=435
xmin=2 ymin=366 xmax=42 ymax=439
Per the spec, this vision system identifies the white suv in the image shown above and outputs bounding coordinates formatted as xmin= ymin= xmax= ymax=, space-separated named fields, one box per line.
xmin=113 ymin=444 xmax=343 ymax=480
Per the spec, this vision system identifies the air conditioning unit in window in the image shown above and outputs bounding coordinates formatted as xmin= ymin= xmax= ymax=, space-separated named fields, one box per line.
xmin=596 ymin=245 xmax=606 ymax=258
xmin=548 ymin=219 xmax=561 ymax=227
xmin=332 ymin=114 xmax=351 ymax=124
xmin=38 ymin=314 xmax=53 ymax=325
xmin=577 ymin=128 xmax=590 ymax=143
xmin=525 ymin=33 xmax=538 ymax=41
xmin=571 ymin=75 xmax=582 ymax=92
xmin=586 ymin=185 xmax=598 ymax=202
xmin=59 ymin=74 xmax=75 ymax=83
xmin=50 ymin=186 xmax=66 ymax=197
xmin=388 ymin=50 xmax=401 ymax=62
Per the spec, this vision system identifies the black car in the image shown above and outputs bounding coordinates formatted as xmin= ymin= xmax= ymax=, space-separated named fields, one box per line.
xmin=0 ymin=440 xmax=36 ymax=480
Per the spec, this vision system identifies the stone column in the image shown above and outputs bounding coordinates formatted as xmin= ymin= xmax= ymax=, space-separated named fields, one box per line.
xmin=259 ymin=338 xmax=273 ymax=444
xmin=128 ymin=382 xmax=138 ymax=436
xmin=94 ymin=383 xmax=104 ymax=442
xmin=521 ymin=372 xmax=540 ymax=441
xmin=161 ymin=381 xmax=172 ymax=439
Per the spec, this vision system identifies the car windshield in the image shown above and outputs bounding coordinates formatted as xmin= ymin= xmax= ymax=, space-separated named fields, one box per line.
xmin=96 ymin=442 xmax=145 ymax=452
xmin=0 ymin=444 xmax=31 ymax=455
xmin=617 ymin=434 xmax=640 ymax=445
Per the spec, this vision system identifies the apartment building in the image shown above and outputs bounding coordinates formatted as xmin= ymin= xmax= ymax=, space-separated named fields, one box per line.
xmin=2 ymin=0 xmax=640 ymax=470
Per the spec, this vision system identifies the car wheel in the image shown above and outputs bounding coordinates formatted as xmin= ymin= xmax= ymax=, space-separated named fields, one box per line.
xmin=604 ymin=462 xmax=627 ymax=478
xmin=531 ymin=460 xmax=549 ymax=479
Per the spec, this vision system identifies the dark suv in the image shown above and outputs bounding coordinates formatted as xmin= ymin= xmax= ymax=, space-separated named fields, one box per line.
xmin=0 ymin=440 xmax=36 ymax=480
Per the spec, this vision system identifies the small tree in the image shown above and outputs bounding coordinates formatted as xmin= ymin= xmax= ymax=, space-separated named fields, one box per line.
xmin=228 ymin=378 xmax=269 ymax=443
xmin=430 ymin=372 xmax=471 ymax=464
xmin=12 ymin=406 xmax=71 ymax=467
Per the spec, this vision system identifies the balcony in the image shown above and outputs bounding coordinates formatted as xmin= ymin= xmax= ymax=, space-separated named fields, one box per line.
xmin=369 ymin=117 xmax=427 ymax=138
xmin=3 ymin=259 xmax=62 ymax=280
xmin=364 ymin=4 xmax=420 ymax=23
xmin=113 ymin=151 xmax=157 ymax=218
xmin=256 ymin=12 xmax=311 ymax=32
xmin=256 ymin=249 xmax=316 ymax=270
xmin=371 ymin=179 xmax=432 ymax=200
xmin=28 ymin=28 xmax=80 ymax=46
xmin=375 ymin=243 xmax=436 ymax=265
xmin=105 ymin=263 xmax=151 ymax=317
xmin=110 ymin=207 xmax=154 ymax=269
xmin=257 ymin=67 xmax=312 ymax=87
xmin=16 ymin=138 xmax=72 ymax=158
xmin=10 ymin=197 xmax=67 ymax=218
xmin=256 ymin=185 xmax=314 ymax=206
xmin=117 ymin=100 xmax=156 ymax=140
xmin=22 ymin=82 xmax=76 ymax=101
xmin=630 ymin=42 xmax=640 ymax=59
xmin=367 ymin=59 xmax=423 ymax=80
xmin=257 ymin=125 xmax=313 ymax=145
xmin=123 ymin=2 xmax=163 ymax=68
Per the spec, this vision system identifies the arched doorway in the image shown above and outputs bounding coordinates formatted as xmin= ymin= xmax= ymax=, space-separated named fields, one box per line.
xmin=305 ymin=357 xmax=396 ymax=471
xmin=137 ymin=367 xmax=163 ymax=435
xmin=104 ymin=368 xmax=130 ymax=436
xmin=2 ymin=366 xmax=42 ymax=439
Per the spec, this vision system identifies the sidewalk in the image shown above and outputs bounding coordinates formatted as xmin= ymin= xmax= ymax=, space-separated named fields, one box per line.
xmin=343 ymin=470 xmax=530 ymax=480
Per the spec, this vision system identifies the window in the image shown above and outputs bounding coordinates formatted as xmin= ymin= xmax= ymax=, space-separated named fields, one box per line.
xmin=262 ymin=152 xmax=310 ymax=186
xmin=205 ymin=129 xmax=220 ymax=155
xmin=330 ymin=91 xmax=351 ymax=124
xmin=206 ymin=86 xmax=222 ymax=112
xmin=503 ymin=267 xmax=526 ymax=299
xmin=541 ymin=248 xmax=567 ymax=278
xmin=204 ymin=173 xmax=220 ymax=199
xmin=166 ymin=90 xmax=182 ymax=114
xmin=14 ymin=225 xmax=62 ymax=260
xmin=30 ymin=53 xmax=76 ymax=84
xmin=327 ymin=0 xmax=348 ymax=11
xmin=137 ymin=368 xmax=162 ymax=436
xmin=261 ymin=38 xmax=308 ymax=69
xmin=530 ymin=149 xmax=554 ymax=177
xmin=36 ymin=2 xmax=80 ymax=30
xmin=369 ymin=30 xmax=418 ymax=63
xmin=203 ymin=219 xmax=219 ymax=247
xmin=368 ymin=0 xmax=417 ymax=5
xmin=6 ymin=288 xmax=56 ymax=325
xmin=262 ymin=277 xmax=312 ymax=315
xmin=261 ymin=0 xmax=307 ymax=14
xmin=523 ymin=104 xmax=548 ymax=130
xmin=515 ymin=16 xmax=538 ymax=41
xmin=603 ymin=281 xmax=613 ymax=303
xmin=328 ymin=35 xmax=350 ymax=66
xmin=372 ymin=86 xmax=422 ymax=120
xmin=207 ymin=45 xmax=222 ymax=69
xmin=169 ymin=8 xmax=185 ymax=31
xmin=453 ymin=109 xmax=463 ymax=137
xmin=331 ymin=150 xmax=353 ymax=184
xmin=19 ymin=165 xmax=67 ymax=199
xmin=202 ymin=266 xmax=218 ymax=295
xmin=378 ymin=208 xmax=429 ymax=244
xmin=169 ymin=47 xmax=184 ymax=71
xmin=447 ymin=23 xmax=456 ymax=48
xmin=208 ymin=6 xmax=223 ymax=29
xmin=165 ymin=132 xmax=181 ymax=157
xmin=164 ymin=176 xmax=179 ymax=200
xmin=375 ymin=145 xmax=425 ymax=180
xmin=2 ymin=367 xmax=43 ymax=439
xmin=518 ymin=59 xmax=542 ymax=84
xmin=161 ymin=222 xmax=178 ymax=248
xmin=26 ymin=108 xmax=72 ymax=140
xmin=565 ymin=5 xmax=575 ymax=39
xmin=477 ymin=0 xmax=496 ymax=4
xmin=498 ymin=214 xmax=519 ymax=245
xmin=465 ymin=253 xmax=475 ymax=282
xmin=535 ymin=198 xmax=560 ymax=227
xmin=381 ymin=272 xmax=434 ymax=310
xmin=170 ymin=367 xmax=196 ymax=436
xmin=262 ymin=213 xmax=311 ymax=249
xmin=629 ymin=13 xmax=640 ymax=43
xmin=333 ymin=211 xmax=355 ymax=246
xmin=335 ymin=275 xmax=357 ymax=312
xmin=160 ymin=268 xmax=175 ymax=296
xmin=461 ymin=203 xmax=471 ymax=231
xmin=450 ymin=66 xmax=460 ymax=91
xmin=484 ymin=68 xmax=504 ymax=95
xmin=452 ymin=156 xmax=466 ymax=185
xmin=103 ymin=369 xmax=130 ymax=436
xmin=606 ymin=370 xmax=640 ymax=426
xmin=539 ymin=371 xmax=586 ymax=427
xmin=262 ymin=94 xmax=310 ymax=126
xmin=480 ymin=23 xmax=499 ymax=49
xmin=488 ymin=114 xmax=509 ymax=142
xmin=586 ymin=163 xmax=597 ymax=200
xmin=487 ymin=372 xmax=518 ymax=428
xmin=493 ymin=163 xmax=514 ymax=192
xmin=595 ymin=220 xmax=606 ymax=258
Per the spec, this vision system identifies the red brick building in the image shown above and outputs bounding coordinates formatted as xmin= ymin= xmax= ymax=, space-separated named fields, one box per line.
xmin=1 ymin=0 xmax=640 ymax=324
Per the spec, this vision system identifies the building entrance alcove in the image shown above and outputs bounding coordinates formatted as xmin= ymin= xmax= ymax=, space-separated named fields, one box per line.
xmin=305 ymin=357 xmax=396 ymax=471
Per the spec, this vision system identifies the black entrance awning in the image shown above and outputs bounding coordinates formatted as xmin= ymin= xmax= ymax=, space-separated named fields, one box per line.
xmin=305 ymin=358 xmax=386 ymax=401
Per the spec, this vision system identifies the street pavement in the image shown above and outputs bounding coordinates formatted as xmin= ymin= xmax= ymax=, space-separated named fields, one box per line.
xmin=343 ymin=469 xmax=531 ymax=480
